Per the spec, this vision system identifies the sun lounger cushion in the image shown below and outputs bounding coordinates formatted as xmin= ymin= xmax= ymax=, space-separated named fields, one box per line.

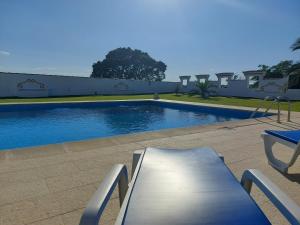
xmin=122 ymin=147 xmax=271 ymax=225
xmin=266 ymin=130 xmax=300 ymax=144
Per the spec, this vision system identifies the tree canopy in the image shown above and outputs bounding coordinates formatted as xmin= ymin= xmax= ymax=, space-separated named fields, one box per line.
xmin=291 ymin=37 xmax=300 ymax=51
xmin=91 ymin=48 xmax=167 ymax=81
xmin=258 ymin=60 xmax=294 ymax=79
xmin=256 ymin=37 xmax=300 ymax=79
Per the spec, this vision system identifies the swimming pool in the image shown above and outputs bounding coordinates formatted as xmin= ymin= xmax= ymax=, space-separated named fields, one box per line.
xmin=0 ymin=100 xmax=268 ymax=150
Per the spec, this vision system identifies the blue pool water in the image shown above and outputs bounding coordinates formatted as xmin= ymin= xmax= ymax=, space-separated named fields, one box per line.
xmin=0 ymin=101 xmax=267 ymax=150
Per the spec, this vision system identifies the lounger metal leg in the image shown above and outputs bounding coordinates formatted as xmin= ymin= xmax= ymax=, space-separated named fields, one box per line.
xmin=286 ymin=149 xmax=300 ymax=169
xmin=218 ymin=153 xmax=224 ymax=162
xmin=262 ymin=133 xmax=300 ymax=173
xmin=132 ymin=150 xmax=144 ymax=178
xmin=118 ymin=170 xmax=129 ymax=205
xmin=262 ymin=133 xmax=289 ymax=173
xmin=241 ymin=169 xmax=300 ymax=225
xmin=79 ymin=164 xmax=128 ymax=225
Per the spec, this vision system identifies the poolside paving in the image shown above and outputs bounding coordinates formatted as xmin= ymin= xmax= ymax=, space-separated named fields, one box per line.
xmin=0 ymin=104 xmax=300 ymax=225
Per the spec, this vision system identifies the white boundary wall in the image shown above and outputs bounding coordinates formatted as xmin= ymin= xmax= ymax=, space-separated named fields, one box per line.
xmin=0 ymin=72 xmax=179 ymax=97
xmin=183 ymin=80 xmax=300 ymax=100
xmin=0 ymin=71 xmax=299 ymax=99
xmin=179 ymin=72 xmax=300 ymax=100
xmin=214 ymin=79 xmax=300 ymax=100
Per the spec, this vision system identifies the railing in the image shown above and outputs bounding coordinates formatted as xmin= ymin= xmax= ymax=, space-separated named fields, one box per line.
xmin=251 ymin=96 xmax=292 ymax=123
xmin=250 ymin=96 xmax=276 ymax=118
xmin=276 ymin=96 xmax=292 ymax=123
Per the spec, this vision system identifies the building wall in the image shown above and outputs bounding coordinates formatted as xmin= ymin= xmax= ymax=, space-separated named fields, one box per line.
xmin=0 ymin=72 xmax=179 ymax=97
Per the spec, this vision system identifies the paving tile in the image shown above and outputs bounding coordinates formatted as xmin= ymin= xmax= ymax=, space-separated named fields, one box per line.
xmin=61 ymin=208 xmax=84 ymax=225
xmin=0 ymin=168 xmax=40 ymax=188
xmin=53 ymin=184 xmax=97 ymax=213
xmin=0 ymin=180 xmax=49 ymax=206
xmin=0 ymin=201 xmax=42 ymax=225
xmin=0 ymin=158 xmax=39 ymax=174
xmin=29 ymin=216 xmax=64 ymax=225
xmin=62 ymin=197 xmax=120 ymax=225
xmin=0 ymin=144 xmax=66 ymax=161
xmin=36 ymin=162 xmax=80 ymax=179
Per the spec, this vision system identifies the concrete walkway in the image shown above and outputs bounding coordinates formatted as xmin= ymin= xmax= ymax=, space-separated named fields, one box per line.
xmin=0 ymin=108 xmax=300 ymax=225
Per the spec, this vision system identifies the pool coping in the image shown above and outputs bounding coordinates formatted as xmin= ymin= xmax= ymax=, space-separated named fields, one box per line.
xmin=0 ymin=99 xmax=296 ymax=156
xmin=0 ymin=98 xmax=277 ymax=113
xmin=0 ymin=99 xmax=154 ymax=105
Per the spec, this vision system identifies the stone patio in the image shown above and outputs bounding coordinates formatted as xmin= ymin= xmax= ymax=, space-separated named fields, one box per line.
xmin=0 ymin=104 xmax=300 ymax=225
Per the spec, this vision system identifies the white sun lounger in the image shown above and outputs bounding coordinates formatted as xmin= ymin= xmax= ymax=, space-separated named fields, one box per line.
xmin=262 ymin=129 xmax=300 ymax=173
xmin=79 ymin=147 xmax=300 ymax=225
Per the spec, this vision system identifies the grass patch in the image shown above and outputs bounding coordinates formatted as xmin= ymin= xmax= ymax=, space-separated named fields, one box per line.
xmin=160 ymin=94 xmax=300 ymax=112
xmin=0 ymin=94 xmax=299 ymax=112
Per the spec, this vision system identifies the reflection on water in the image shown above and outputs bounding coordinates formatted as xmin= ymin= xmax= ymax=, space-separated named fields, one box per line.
xmin=101 ymin=105 xmax=165 ymax=133
xmin=0 ymin=103 xmax=240 ymax=150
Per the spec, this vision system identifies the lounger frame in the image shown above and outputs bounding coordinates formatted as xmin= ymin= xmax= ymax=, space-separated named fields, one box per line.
xmin=241 ymin=169 xmax=300 ymax=225
xmin=262 ymin=132 xmax=300 ymax=173
xmin=79 ymin=164 xmax=128 ymax=225
xmin=79 ymin=149 xmax=300 ymax=225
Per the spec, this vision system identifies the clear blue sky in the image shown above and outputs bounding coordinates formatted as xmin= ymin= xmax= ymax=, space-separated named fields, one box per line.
xmin=0 ymin=0 xmax=300 ymax=81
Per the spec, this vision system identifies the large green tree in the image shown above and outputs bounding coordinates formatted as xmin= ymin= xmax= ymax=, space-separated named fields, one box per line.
xmin=258 ymin=37 xmax=300 ymax=79
xmin=289 ymin=37 xmax=300 ymax=88
xmin=258 ymin=60 xmax=293 ymax=79
xmin=91 ymin=48 xmax=167 ymax=81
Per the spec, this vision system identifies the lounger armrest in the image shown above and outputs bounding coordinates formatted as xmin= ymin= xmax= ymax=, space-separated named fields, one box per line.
xmin=241 ymin=169 xmax=300 ymax=225
xmin=79 ymin=164 xmax=128 ymax=225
